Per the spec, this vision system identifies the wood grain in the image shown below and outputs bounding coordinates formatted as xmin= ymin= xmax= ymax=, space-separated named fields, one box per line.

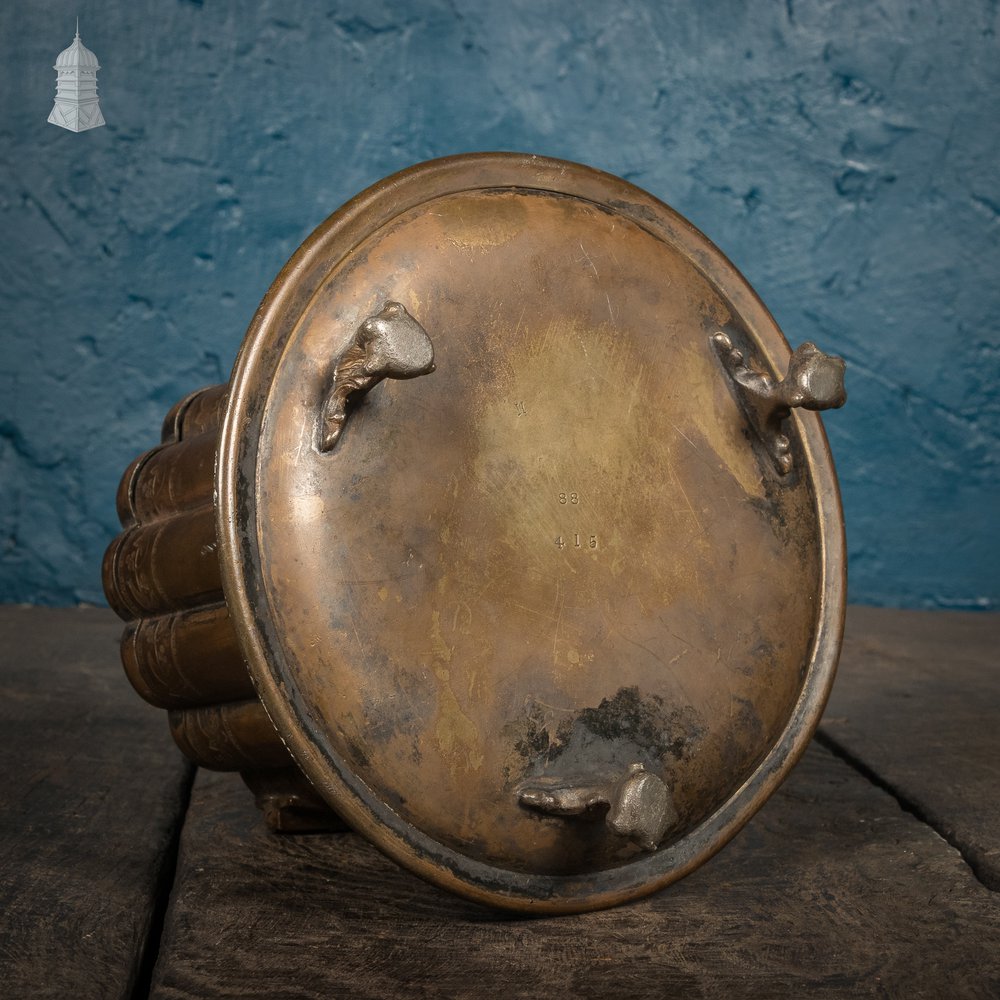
xmin=0 ymin=606 xmax=193 ymax=1000
xmin=822 ymin=606 xmax=1000 ymax=889
xmin=3 ymin=605 xmax=999 ymax=998
xmin=149 ymin=742 xmax=1000 ymax=999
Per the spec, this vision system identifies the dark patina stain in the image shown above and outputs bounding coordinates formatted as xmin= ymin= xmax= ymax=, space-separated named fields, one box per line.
xmin=504 ymin=686 xmax=705 ymax=788
xmin=510 ymin=701 xmax=573 ymax=761
xmin=575 ymin=686 xmax=702 ymax=762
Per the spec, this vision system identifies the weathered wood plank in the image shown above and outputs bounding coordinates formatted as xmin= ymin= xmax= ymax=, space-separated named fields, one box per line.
xmin=0 ymin=606 xmax=193 ymax=999
xmin=150 ymin=741 xmax=1000 ymax=999
xmin=821 ymin=605 xmax=1000 ymax=889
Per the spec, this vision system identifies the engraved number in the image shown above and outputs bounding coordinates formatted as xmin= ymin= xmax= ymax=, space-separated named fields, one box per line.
xmin=555 ymin=534 xmax=598 ymax=550
xmin=558 ymin=492 xmax=580 ymax=505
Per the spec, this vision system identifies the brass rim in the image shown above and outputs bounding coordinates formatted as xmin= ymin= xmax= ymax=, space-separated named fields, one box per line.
xmin=217 ymin=152 xmax=846 ymax=913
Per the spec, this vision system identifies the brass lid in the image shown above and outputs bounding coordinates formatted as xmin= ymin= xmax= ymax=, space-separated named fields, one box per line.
xmin=218 ymin=153 xmax=846 ymax=913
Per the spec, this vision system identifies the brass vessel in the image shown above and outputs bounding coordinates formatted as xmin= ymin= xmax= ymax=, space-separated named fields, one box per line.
xmin=103 ymin=153 xmax=846 ymax=913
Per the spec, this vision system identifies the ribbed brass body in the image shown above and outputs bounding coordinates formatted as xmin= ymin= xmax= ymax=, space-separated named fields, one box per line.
xmin=104 ymin=384 xmax=340 ymax=830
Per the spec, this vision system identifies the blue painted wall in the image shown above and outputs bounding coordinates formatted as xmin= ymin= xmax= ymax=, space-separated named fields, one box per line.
xmin=1 ymin=0 xmax=997 ymax=608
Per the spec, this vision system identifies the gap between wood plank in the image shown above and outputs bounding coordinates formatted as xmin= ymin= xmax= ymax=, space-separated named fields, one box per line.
xmin=814 ymin=729 xmax=997 ymax=893
xmin=131 ymin=762 xmax=197 ymax=1000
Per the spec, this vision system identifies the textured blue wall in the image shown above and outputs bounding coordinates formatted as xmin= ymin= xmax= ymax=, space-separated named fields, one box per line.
xmin=1 ymin=0 xmax=997 ymax=608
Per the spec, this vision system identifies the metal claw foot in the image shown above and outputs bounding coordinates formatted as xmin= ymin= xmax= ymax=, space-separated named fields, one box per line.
xmin=317 ymin=302 xmax=435 ymax=452
xmin=518 ymin=763 xmax=678 ymax=852
xmin=712 ymin=332 xmax=846 ymax=474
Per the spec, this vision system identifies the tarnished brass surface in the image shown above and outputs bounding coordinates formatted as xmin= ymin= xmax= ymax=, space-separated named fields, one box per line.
xmin=105 ymin=153 xmax=847 ymax=914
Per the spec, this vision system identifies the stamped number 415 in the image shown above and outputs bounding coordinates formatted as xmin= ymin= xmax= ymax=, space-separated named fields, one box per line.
xmin=556 ymin=533 xmax=598 ymax=549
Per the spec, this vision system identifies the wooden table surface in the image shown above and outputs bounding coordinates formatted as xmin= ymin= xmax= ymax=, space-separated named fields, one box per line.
xmin=1 ymin=605 xmax=998 ymax=999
